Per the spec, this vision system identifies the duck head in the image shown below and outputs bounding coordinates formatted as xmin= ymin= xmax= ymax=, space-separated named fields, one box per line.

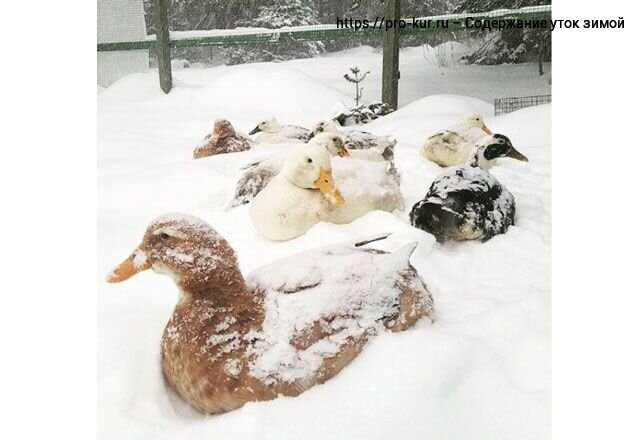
xmin=249 ymin=117 xmax=281 ymax=135
xmin=310 ymin=120 xmax=341 ymax=137
xmin=469 ymin=134 xmax=529 ymax=169
xmin=282 ymin=145 xmax=345 ymax=206
xmin=213 ymin=119 xmax=236 ymax=138
xmin=463 ymin=114 xmax=492 ymax=135
xmin=308 ymin=132 xmax=350 ymax=158
xmin=106 ymin=214 xmax=245 ymax=296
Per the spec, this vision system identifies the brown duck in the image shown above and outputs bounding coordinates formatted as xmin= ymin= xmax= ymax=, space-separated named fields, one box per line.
xmin=193 ymin=119 xmax=252 ymax=159
xmin=107 ymin=214 xmax=435 ymax=414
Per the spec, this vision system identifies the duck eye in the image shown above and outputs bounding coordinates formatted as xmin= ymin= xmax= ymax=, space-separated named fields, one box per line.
xmin=159 ymin=232 xmax=170 ymax=240
xmin=307 ymin=158 xmax=313 ymax=163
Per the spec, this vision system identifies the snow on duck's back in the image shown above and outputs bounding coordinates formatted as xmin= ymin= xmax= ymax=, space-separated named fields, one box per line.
xmin=245 ymin=239 xmax=435 ymax=385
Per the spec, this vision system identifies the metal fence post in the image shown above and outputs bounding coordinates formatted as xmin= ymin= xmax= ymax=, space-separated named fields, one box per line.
xmin=382 ymin=0 xmax=400 ymax=109
xmin=153 ymin=0 xmax=172 ymax=94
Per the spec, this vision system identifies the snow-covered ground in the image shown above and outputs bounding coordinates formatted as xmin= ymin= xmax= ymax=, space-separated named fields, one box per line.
xmin=164 ymin=45 xmax=551 ymax=107
xmin=98 ymin=46 xmax=551 ymax=439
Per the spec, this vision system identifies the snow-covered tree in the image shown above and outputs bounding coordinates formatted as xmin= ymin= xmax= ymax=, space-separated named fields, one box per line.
xmin=455 ymin=0 xmax=551 ymax=66
xmin=222 ymin=0 xmax=324 ymax=64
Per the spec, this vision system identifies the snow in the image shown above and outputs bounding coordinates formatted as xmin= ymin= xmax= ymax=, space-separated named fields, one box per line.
xmin=99 ymin=45 xmax=550 ymax=439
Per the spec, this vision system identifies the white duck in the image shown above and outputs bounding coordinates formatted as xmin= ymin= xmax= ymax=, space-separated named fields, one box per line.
xmin=231 ymin=133 xmax=401 ymax=210
xmin=250 ymin=142 xmax=404 ymax=241
xmin=249 ymin=143 xmax=343 ymax=241
xmin=229 ymin=133 xmax=349 ymax=208
xmin=249 ymin=117 xmax=310 ymax=144
xmin=421 ymin=114 xmax=494 ymax=167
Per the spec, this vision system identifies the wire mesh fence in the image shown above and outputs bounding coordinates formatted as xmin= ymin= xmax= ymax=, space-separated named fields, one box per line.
xmin=495 ymin=94 xmax=552 ymax=115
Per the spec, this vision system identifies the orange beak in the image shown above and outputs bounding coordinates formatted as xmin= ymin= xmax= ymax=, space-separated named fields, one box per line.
xmin=337 ymin=148 xmax=351 ymax=158
xmin=314 ymin=167 xmax=345 ymax=206
xmin=106 ymin=248 xmax=151 ymax=283
xmin=482 ymin=125 xmax=493 ymax=135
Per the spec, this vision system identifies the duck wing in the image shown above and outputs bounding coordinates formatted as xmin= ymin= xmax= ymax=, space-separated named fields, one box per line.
xmin=427 ymin=130 xmax=466 ymax=149
xmin=244 ymin=237 xmax=434 ymax=385
xmin=282 ymin=125 xmax=311 ymax=141
xmin=344 ymin=130 xmax=396 ymax=151
xmin=228 ymin=157 xmax=283 ymax=208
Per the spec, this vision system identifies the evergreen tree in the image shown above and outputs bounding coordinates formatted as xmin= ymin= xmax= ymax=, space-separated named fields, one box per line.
xmin=455 ymin=0 xmax=551 ymax=66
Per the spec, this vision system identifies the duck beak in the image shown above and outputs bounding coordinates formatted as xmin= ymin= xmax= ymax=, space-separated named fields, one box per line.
xmin=337 ymin=148 xmax=351 ymax=158
xmin=507 ymin=147 xmax=529 ymax=162
xmin=106 ymin=248 xmax=151 ymax=283
xmin=314 ymin=167 xmax=345 ymax=206
xmin=482 ymin=124 xmax=493 ymax=135
xmin=249 ymin=126 xmax=260 ymax=135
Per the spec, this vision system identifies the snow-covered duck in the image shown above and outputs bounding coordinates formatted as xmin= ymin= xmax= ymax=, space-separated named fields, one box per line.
xmin=229 ymin=133 xmax=400 ymax=208
xmin=410 ymin=134 xmax=529 ymax=242
xmin=250 ymin=141 xmax=404 ymax=241
xmin=308 ymin=120 xmax=396 ymax=159
xmin=193 ymin=119 xmax=252 ymax=159
xmin=421 ymin=114 xmax=494 ymax=167
xmin=249 ymin=117 xmax=310 ymax=144
xmin=106 ymin=213 xmax=434 ymax=414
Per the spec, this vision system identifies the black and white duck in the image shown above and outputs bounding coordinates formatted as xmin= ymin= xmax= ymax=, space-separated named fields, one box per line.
xmin=410 ymin=134 xmax=529 ymax=242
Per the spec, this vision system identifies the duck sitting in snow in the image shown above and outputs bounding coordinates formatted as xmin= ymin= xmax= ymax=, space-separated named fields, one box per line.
xmin=250 ymin=141 xmax=404 ymax=241
xmin=194 ymin=119 xmax=253 ymax=159
xmin=308 ymin=120 xmax=396 ymax=160
xmin=229 ymin=133 xmax=400 ymax=208
xmin=410 ymin=134 xmax=528 ymax=242
xmin=107 ymin=214 xmax=434 ymax=414
xmin=249 ymin=117 xmax=310 ymax=144
xmin=421 ymin=114 xmax=495 ymax=167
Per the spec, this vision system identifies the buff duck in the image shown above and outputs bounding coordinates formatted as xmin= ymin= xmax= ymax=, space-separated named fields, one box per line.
xmin=106 ymin=214 xmax=434 ymax=414
xmin=229 ymin=133 xmax=399 ymax=208
xmin=421 ymin=114 xmax=495 ymax=167
xmin=410 ymin=134 xmax=528 ymax=242
xmin=249 ymin=117 xmax=310 ymax=144
xmin=249 ymin=142 xmax=403 ymax=240
xmin=193 ymin=119 xmax=252 ymax=159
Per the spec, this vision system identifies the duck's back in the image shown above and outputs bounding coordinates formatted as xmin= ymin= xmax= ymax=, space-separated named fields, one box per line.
xmin=327 ymin=158 xmax=404 ymax=223
xmin=219 ymin=135 xmax=252 ymax=153
xmin=229 ymin=157 xmax=283 ymax=208
xmin=410 ymin=166 xmax=515 ymax=241
xmin=422 ymin=130 xmax=475 ymax=166
xmin=245 ymin=240 xmax=435 ymax=387
xmin=281 ymin=124 xmax=310 ymax=141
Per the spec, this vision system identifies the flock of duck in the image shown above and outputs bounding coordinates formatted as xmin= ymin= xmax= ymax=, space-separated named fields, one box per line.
xmin=107 ymin=112 xmax=529 ymax=415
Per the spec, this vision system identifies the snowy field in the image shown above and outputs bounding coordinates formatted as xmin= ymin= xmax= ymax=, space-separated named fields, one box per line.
xmin=98 ymin=46 xmax=551 ymax=439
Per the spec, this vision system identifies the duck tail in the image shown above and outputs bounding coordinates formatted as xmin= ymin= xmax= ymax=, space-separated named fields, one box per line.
xmin=394 ymin=242 xmax=418 ymax=261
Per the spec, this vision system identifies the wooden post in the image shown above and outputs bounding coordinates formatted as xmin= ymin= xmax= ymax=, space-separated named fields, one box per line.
xmin=153 ymin=0 xmax=172 ymax=94
xmin=382 ymin=0 xmax=401 ymax=109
